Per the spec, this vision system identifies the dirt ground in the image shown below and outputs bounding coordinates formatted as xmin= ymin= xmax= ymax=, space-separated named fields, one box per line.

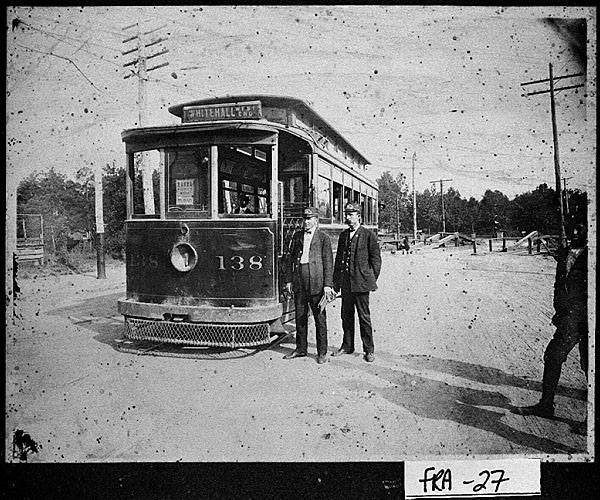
xmin=5 ymin=244 xmax=593 ymax=463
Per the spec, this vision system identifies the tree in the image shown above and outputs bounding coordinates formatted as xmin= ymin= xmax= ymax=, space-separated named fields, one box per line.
xmin=465 ymin=197 xmax=480 ymax=234
xmin=376 ymin=171 xmax=410 ymax=234
xmin=17 ymin=168 xmax=93 ymax=252
xmin=478 ymin=189 xmax=511 ymax=236
xmin=102 ymin=162 xmax=127 ymax=256
xmin=509 ymin=184 xmax=559 ymax=236
xmin=416 ymin=188 xmax=441 ymax=234
xmin=442 ymin=187 xmax=466 ymax=233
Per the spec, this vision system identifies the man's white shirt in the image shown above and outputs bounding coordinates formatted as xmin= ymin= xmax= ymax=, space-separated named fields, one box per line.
xmin=300 ymin=229 xmax=315 ymax=264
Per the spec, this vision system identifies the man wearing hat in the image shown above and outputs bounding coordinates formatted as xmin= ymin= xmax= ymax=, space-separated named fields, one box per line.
xmin=332 ymin=202 xmax=382 ymax=362
xmin=283 ymin=206 xmax=334 ymax=364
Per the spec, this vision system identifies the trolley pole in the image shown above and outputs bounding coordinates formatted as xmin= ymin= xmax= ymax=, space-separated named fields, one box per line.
xmin=412 ymin=152 xmax=417 ymax=242
xmin=430 ymin=178 xmax=452 ymax=234
xmin=521 ymin=64 xmax=583 ymax=249
xmin=122 ymin=21 xmax=169 ymax=215
xmin=95 ymin=168 xmax=106 ymax=279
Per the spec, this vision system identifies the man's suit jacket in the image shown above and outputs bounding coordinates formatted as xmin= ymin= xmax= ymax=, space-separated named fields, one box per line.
xmin=285 ymin=228 xmax=333 ymax=296
xmin=553 ymin=245 xmax=587 ymax=321
xmin=333 ymin=225 xmax=382 ymax=293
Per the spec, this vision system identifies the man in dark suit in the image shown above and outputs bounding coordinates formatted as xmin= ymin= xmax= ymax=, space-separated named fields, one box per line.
xmin=284 ymin=206 xmax=334 ymax=364
xmin=512 ymin=222 xmax=588 ymax=430
xmin=235 ymin=194 xmax=253 ymax=214
xmin=332 ymin=202 xmax=382 ymax=362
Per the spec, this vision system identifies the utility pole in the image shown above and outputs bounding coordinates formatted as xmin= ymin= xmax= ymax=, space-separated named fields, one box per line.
xmin=412 ymin=152 xmax=417 ymax=242
xmin=6 ymin=161 xmax=17 ymax=323
xmin=122 ymin=22 xmax=169 ymax=215
xmin=94 ymin=168 xmax=106 ymax=279
xmin=430 ymin=178 xmax=452 ymax=233
xmin=521 ymin=64 xmax=583 ymax=249
xmin=562 ymin=176 xmax=573 ymax=215
xmin=395 ymin=195 xmax=400 ymax=240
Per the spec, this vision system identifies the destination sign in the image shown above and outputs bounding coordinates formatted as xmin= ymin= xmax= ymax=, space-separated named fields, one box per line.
xmin=183 ymin=101 xmax=262 ymax=122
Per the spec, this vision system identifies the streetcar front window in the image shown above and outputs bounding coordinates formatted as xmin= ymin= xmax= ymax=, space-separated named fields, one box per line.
xmin=131 ymin=150 xmax=160 ymax=216
xmin=166 ymin=147 xmax=210 ymax=213
xmin=218 ymin=145 xmax=271 ymax=215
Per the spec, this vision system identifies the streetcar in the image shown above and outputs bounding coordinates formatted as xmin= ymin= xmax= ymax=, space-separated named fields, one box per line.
xmin=117 ymin=95 xmax=378 ymax=348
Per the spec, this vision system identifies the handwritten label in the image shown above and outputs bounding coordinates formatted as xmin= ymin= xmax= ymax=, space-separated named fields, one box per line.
xmin=405 ymin=459 xmax=540 ymax=498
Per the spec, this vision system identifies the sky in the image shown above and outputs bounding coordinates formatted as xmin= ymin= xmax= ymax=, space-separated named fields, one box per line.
xmin=5 ymin=5 xmax=597 ymax=201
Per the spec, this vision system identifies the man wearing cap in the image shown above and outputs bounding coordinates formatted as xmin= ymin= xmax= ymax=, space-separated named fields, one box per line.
xmin=332 ymin=202 xmax=382 ymax=362
xmin=283 ymin=206 xmax=335 ymax=364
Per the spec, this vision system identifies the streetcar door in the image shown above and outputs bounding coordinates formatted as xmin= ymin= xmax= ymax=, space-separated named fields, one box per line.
xmin=279 ymin=157 xmax=309 ymax=254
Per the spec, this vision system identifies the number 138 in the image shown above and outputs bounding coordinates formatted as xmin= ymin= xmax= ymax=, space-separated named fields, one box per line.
xmin=216 ymin=255 xmax=263 ymax=271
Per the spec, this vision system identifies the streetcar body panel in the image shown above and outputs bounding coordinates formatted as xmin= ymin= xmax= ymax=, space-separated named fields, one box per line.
xmin=120 ymin=221 xmax=279 ymax=319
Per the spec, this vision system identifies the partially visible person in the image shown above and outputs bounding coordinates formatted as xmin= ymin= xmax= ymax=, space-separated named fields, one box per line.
xmin=332 ymin=202 xmax=382 ymax=362
xmin=283 ymin=206 xmax=334 ymax=364
xmin=235 ymin=194 xmax=253 ymax=214
xmin=513 ymin=222 xmax=588 ymax=429
xmin=401 ymin=236 xmax=410 ymax=253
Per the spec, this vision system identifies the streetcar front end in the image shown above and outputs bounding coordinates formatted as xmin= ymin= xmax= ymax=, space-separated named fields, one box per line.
xmin=117 ymin=117 xmax=288 ymax=348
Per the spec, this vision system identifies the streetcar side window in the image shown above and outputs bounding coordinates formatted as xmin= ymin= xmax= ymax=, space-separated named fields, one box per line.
xmin=317 ymin=175 xmax=332 ymax=220
xmin=366 ymin=196 xmax=373 ymax=225
xmin=332 ymin=181 xmax=343 ymax=222
xmin=343 ymin=186 xmax=352 ymax=208
xmin=218 ymin=145 xmax=271 ymax=215
xmin=166 ymin=147 xmax=210 ymax=213
xmin=361 ymin=193 xmax=367 ymax=221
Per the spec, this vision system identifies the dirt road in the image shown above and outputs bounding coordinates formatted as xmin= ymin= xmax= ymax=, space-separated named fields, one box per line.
xmin=5 ymin=245 xmax=591 ymax=462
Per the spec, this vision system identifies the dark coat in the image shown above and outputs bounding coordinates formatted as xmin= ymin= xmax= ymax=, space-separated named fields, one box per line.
xmin=553 ymin=246 xmax=587 ymax=322
xmin=285 ymin=228 xmax=333 ymax=296
xmin=333 ymin=225 xmax=382 ymax=293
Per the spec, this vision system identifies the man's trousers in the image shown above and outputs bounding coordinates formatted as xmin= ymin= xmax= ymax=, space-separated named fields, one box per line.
xmin=294 ymin=264 xmax=328 ymax=355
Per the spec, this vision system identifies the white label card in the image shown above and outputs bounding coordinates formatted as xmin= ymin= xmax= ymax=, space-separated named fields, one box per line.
xmin=405 ymin=459 xmax=541 ymax=498
xmin=176 ymin=179 xmax=195 ymax=205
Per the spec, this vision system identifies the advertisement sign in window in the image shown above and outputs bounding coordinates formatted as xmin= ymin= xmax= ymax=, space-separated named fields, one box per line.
xmin=176 ymin=179 xmax=195 ymax=205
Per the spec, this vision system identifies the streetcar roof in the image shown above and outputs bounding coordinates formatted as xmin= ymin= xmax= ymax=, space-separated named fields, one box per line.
xmin=168 ymin=94 xmax=371 ymax=166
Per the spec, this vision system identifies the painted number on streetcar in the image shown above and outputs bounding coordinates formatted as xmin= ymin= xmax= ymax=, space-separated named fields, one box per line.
xmin=216 ymin=255 xmax=264 ymax=271
xmin=129 ymin=253 xmax=159 ymax=268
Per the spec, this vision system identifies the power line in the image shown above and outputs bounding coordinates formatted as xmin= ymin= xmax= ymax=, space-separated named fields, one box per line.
xmin=13 ymin=43 xmax=102 ymax=91
xmin=11 ymin=14 xmax=187 ymax=92
xmin=12 ymin=18 xmax=123 ymax=54
xmin=9 ymin=20 xmax=130 ymax=80
xmin=17 ymin=9 xmax=127 ymax=38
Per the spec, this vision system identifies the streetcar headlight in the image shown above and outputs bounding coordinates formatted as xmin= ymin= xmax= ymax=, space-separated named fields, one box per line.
xmin=170 ymin=242 xmax=198 ymax=272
